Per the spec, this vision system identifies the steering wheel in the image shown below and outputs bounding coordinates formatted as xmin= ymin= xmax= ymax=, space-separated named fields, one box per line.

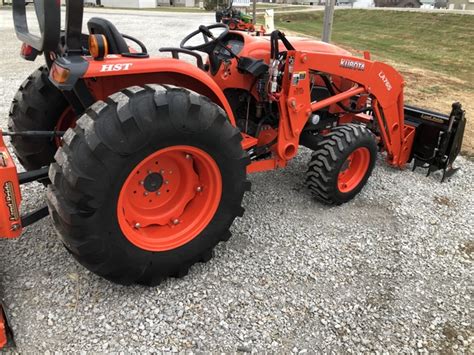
xmin=180 ymin=24 xmax=229 ymax=53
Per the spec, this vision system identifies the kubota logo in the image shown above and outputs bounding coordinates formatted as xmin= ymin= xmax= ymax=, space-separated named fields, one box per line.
xmin=378 ymin=71 xmax=392 ymax=91
xmin=340 ymin=58 xmax=365 ymax=71
xmin=100 ymin=63 xmax=133 ymax=72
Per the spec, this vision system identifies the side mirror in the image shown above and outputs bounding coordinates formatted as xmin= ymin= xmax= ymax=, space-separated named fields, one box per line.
xmin=12 ymin=0 xmax=60 ymax=52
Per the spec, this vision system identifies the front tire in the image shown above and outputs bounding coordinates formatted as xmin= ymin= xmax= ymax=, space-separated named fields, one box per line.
xmin=47 ymin=85 xmax=250 ymax=285
xmin=306 ymin=124 xmax=377 ymax=205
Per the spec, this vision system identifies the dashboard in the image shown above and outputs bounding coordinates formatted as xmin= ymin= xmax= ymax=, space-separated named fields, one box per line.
xmin=215 ymin=34 xmax=245 ymax=60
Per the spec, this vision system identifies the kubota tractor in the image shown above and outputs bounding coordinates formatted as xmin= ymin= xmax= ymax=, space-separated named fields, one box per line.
xmin=216 ymin=0 xmax=256 ymax=32
xmin=0 ymin=0 xmax=467 ymax=345
xmin=0 ymin=0 xmax=467 ymax=304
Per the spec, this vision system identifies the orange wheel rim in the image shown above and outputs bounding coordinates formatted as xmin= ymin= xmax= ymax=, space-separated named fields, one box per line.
xmin=55 ymin=106 xmax=76 ymax=147
xmin=117 ymin=145 xmax=222 ymax=252
xmin=337 ymin=147 xmax=370 ymax=193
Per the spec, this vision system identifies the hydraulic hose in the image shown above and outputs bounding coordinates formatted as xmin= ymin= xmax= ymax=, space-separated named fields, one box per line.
xmin=319 ymin=74 xmax=372 ymax=114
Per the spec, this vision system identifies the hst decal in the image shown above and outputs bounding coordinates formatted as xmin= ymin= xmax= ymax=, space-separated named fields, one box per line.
xmin=100 ymin=63 xmax=133 ymax=72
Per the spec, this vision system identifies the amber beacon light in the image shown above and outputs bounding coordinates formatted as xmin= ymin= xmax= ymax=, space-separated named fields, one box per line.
xmin=89 ymin=34 xmax=108 ymax=60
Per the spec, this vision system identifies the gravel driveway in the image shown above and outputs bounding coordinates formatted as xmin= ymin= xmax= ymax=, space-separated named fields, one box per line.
xmin=0 ymin=7 xmax=473 ymax=353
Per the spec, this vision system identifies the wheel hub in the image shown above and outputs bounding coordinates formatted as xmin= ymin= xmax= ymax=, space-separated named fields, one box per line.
xmin=117 ymin=145 xmax=222 ymax=252
xmin=143 ymin=172 xmax=164 ymax=192
xmin=55 ymin=106 xmax=76 ymax=147
xmin=337 ymin=147 xmax=370 ymax=193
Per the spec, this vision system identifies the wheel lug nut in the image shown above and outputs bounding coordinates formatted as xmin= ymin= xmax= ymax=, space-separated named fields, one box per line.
xmin=156 ymin=191 xmax=161 ymax=196
xmin=144 ymin=192 xmax=149 ymax=196
xmin=148 ymin=170 xmax=152 ymax=174
xmin=165 ymin=180 xmax=169 ymax=185
xmin=185 ymin=154 xmax=191 ymax=160
xmin=196 ymin=186 xmax=203 ymax=192
xmin=172 ymin=219 xmax=180 ymax=225
xmin=139 ymin=180 xmax=144 ymax=185
xmin=134 ymin=223 xmax=141 ymax=229
xmin=160 ymin=169 xmax=165 ymax=174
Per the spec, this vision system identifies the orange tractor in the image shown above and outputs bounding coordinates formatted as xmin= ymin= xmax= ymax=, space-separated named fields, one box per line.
xmin=0 ymin=0 xmax=467 ymax=346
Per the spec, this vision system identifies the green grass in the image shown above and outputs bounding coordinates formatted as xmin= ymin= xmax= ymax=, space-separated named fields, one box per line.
xmin=273 ymin=10 xmax=474 ymax=84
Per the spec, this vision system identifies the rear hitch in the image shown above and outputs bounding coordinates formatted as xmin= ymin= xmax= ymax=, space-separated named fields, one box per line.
xmin=405 ymin=102 xmax=466 ymax=182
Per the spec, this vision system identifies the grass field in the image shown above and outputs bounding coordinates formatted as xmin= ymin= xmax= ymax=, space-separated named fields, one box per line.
xmin=256 ymin=4 xmax=313 ymax=12
xmin=272 ymin=10 xmax=474 ymax=156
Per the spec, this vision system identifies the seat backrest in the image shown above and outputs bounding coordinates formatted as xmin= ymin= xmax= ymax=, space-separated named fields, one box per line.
xmin=87 ymin=17 xmax=129 ymax=54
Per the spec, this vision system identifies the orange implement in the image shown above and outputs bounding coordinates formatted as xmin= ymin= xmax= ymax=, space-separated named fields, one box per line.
xmin=0 ymin=134 xmax=22 ymax=239
xmin=0 ymin=305 xmax=7 ymax=349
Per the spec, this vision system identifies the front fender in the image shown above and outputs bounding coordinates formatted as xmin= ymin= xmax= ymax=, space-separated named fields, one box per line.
xmin=82 ymin=56 xmax=236 ymax=125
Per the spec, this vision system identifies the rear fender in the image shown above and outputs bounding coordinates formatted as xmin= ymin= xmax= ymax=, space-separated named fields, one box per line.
xmin=82 ymin=57 xmax=236 ymax=125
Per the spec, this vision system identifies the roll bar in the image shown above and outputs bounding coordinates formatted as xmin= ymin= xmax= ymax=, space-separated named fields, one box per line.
xmin=12 ymin=0 xmax=84 ymax=53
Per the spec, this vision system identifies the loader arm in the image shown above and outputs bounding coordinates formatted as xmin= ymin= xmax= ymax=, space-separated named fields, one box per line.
xmin=279 ymin=50 xmax=413 ymax=168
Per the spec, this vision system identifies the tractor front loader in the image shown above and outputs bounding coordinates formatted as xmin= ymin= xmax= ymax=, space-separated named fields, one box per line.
xmin=0 ymin=1 xmax=467 ymax=346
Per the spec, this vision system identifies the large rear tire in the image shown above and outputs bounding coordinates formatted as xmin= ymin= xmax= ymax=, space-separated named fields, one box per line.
xmin=47 ymin=85 xmax=250 ymax=286
xmin=8 ymin=66 xmax=73 ymax=171
xmin=306 ymin=124 xmax=377 ymax=205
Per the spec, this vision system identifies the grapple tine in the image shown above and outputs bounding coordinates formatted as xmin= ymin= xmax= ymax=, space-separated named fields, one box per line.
xmin=441 ymin=165 xmax=460 ymax=183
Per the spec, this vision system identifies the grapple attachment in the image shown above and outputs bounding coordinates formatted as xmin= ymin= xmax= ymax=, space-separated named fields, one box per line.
xmin=405 ymin=103 xmax=466 ymax=182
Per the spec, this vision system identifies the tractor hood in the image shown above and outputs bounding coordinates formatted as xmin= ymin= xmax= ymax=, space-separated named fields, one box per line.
xmin=238 ymin=33 xmax=352 ymax=63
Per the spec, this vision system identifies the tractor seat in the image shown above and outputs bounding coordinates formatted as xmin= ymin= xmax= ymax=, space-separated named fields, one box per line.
xmin=87 ymin=17 xmax=129 ymax=54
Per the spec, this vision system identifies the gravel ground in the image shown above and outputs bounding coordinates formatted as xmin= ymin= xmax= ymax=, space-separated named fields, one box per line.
xmin=0 ymin=7 xmax=473 ymax=353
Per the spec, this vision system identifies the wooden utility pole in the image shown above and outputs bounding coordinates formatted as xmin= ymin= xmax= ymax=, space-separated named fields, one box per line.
xmin=252 ymin=0 xmax=257 ymax=24
xmin=322 ymin=0 xmax=336 ymax=43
